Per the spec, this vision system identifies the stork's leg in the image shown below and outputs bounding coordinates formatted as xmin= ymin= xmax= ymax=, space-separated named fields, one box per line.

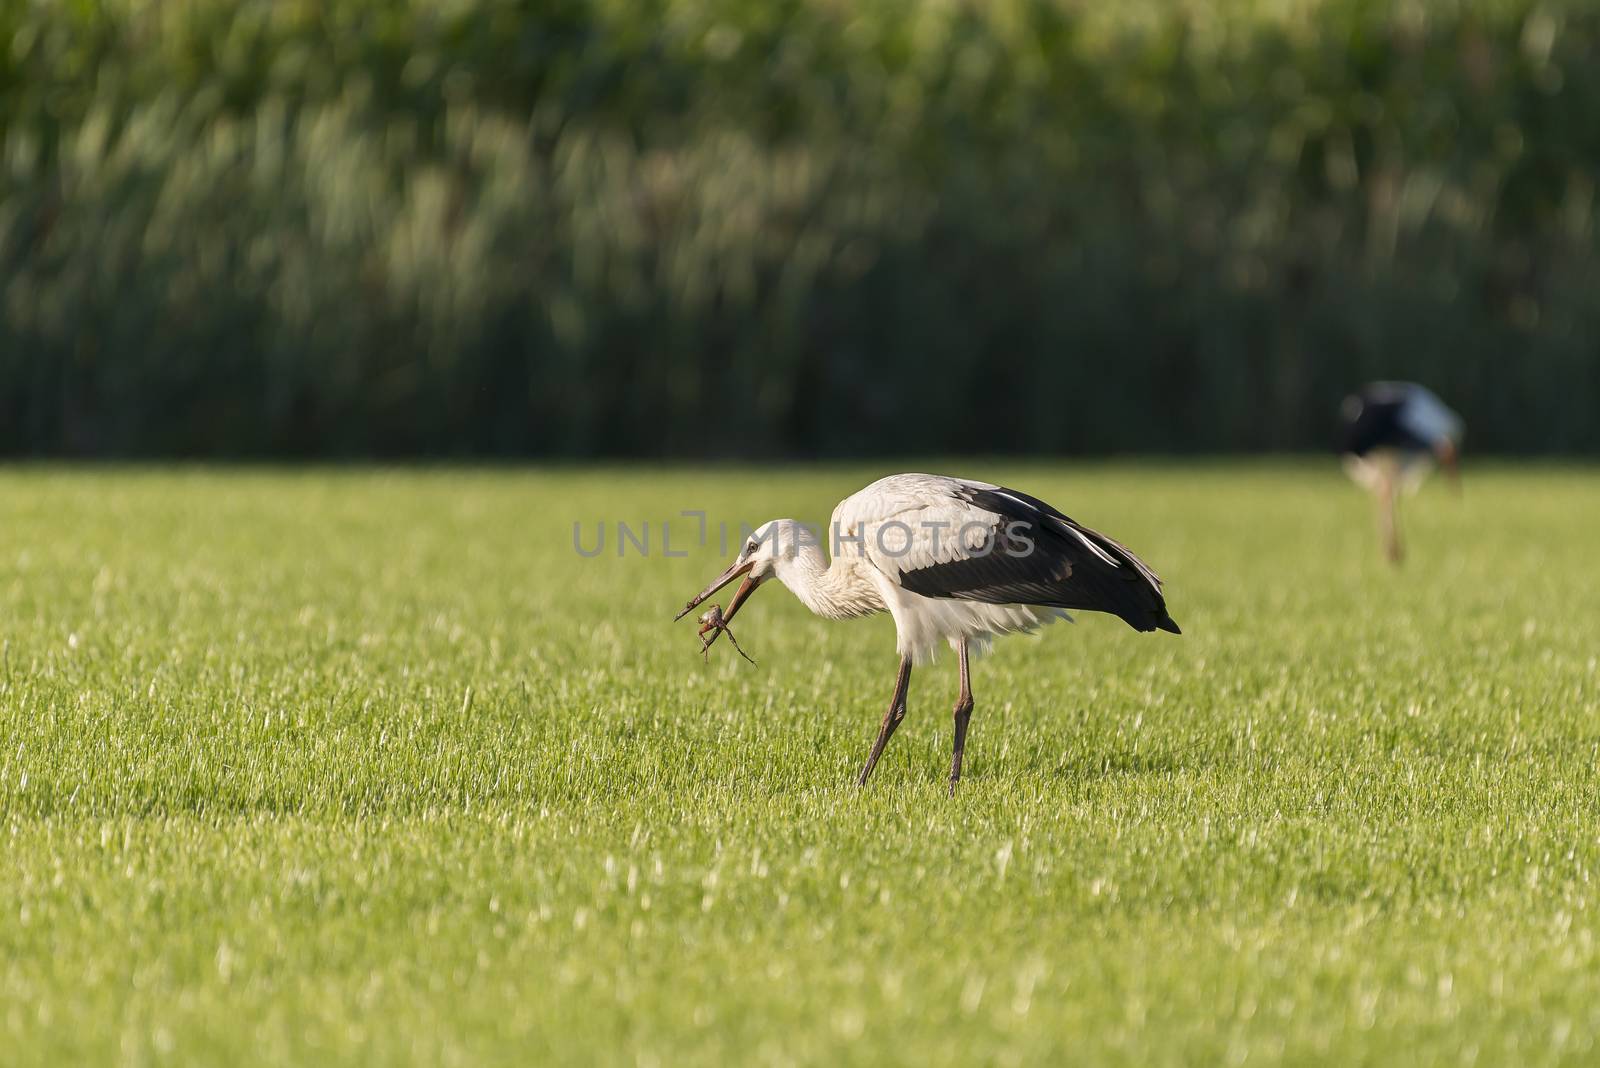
xmin=1377 ymin=472 xmax=1403 ymax=565
xmin=857 ymin=655 xmax=913 ymax=787
xmin=948 ymin=637 xmax=975 ymax=795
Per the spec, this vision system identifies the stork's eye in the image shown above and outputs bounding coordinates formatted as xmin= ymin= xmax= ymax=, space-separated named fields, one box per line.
xmin=745 ymin=541 xmax=757 ymax=555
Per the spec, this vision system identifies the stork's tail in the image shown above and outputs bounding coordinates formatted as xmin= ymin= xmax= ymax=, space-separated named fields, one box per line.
xmin=1119 ymin=598 xmax=1180 ymax=635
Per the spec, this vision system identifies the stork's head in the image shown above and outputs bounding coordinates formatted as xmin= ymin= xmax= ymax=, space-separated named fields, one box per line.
xmin=672 ymin=518 xmax=815 ymax=623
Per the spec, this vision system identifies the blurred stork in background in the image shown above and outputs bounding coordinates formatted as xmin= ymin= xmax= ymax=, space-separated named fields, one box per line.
xmin=1340 ymin=382 xmax=1464 ymax=565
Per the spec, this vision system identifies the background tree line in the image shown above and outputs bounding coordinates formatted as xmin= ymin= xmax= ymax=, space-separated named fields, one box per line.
xmin=2 ymin=0 xmax=1597 ymax=457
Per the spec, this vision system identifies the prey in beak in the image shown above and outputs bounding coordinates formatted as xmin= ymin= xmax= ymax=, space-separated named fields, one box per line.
xmin=674 ymin=555 xmax=764 ymax=660
xmin=697 ymin=605 xmax=756 ymax=664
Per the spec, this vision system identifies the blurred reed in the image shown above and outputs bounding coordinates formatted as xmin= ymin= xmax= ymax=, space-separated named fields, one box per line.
xmin=2 ymin=0 xmax=1597 ymax=456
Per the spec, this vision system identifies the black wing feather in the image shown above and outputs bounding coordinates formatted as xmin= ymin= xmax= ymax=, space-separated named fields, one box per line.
xmin=1340 ymin=385 xmax=1431 ymax=456
xmin=896 ymin=484 xmax=1181 ymax=635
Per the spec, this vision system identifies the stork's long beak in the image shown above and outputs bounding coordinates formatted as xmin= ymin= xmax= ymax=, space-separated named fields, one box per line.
xmin=1436 ymin=440 xmax=1461 ymax=494
xmin=673 ymin=557 xmax=761 ymax=622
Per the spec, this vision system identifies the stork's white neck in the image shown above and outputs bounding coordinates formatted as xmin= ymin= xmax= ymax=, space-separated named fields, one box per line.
xmin=772 ymin=542 xmax=882 ymax=621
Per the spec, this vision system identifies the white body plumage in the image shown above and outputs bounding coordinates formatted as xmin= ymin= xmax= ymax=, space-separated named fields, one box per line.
xmin=757 ymin=475 xmax=1068 ymax=662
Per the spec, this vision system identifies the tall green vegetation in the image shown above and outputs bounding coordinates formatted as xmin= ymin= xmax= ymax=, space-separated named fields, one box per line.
xmin=2 ymin=1 xmax=1598 ymax=456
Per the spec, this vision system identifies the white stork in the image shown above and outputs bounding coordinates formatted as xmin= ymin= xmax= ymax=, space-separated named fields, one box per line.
xmin=674 ymin=473 xmax=1180 ymax=792
xmin=1340 ymin=382 xmax=1464 ymax=564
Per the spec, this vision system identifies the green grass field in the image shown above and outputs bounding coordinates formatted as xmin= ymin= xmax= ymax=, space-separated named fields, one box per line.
xmin=3 ymin=463 xmax=1599 ymax=1065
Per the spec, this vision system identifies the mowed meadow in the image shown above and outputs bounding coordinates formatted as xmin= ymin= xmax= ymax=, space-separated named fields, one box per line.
xmin=3 ymin=463 xmax=1599 ymax=1065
